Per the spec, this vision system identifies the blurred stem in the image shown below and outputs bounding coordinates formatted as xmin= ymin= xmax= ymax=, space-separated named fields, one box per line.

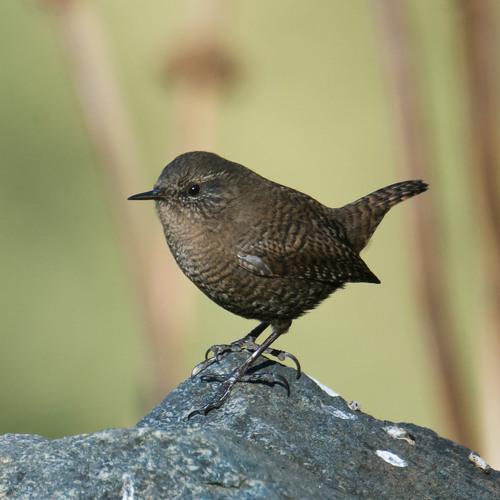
xmin=42 ymin=0 xmax=188 ymax=403
xmin=157 ymin=0 xmax=237 ymax=386
xmin=455 ymin=0 xmax=500 ymax=466
xmin=134 ymin=0 xmax=238 ymax=401
xmin=46 ymin=0 xmax=238 ymax=405
xmin=371 ymin=0 xmax=472 ymax=446
xmin=165 ymin=0 xmax=236 ymax=156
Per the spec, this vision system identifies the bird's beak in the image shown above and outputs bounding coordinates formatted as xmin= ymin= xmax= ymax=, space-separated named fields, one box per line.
xmin=128 ymin=189 xmax=161 ymax=201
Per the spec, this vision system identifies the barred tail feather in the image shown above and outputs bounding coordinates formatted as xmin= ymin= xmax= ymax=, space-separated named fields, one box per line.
xmin=333 ymin=180 xmax=428 ymax=253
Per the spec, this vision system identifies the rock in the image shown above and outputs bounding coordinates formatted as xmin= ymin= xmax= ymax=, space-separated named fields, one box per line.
xmin=1 ymin=353 xmax=498 ymax=499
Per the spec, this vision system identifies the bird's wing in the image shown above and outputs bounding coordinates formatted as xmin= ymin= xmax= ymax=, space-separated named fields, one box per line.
xmin=234 ymin=217 xmax=380 ymax=285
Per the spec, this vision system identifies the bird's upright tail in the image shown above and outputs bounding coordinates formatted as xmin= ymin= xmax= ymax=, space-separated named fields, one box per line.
xmin=332 ymin=180 xmax=428 ymax=253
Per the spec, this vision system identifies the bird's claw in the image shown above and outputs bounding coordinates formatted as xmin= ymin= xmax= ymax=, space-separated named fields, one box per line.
xmin=204 ymin=344 xmax=232 ymax=362
xmin=188 ymin=372 xmax=238 ymax=418
xmin=191 ymin=339 xmax=302 ymax=379
xmin=190 ymin=343 xmax=235 ymax=379
xmin=187 ymin=371 xmax=290 ymax=419
xmin=272 ymin=351 xmax=301 ymax=379
xmin=190 ymin=357 xmax=216 ymax=379
xmin=191 ymin=342 xmax=238 ymax=378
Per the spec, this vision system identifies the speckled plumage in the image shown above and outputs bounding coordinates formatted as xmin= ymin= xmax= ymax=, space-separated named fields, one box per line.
xmin=148 ymin=152 xmax=426 ymax=321
xmin=129 ymin=151 xmax=428 ymax=415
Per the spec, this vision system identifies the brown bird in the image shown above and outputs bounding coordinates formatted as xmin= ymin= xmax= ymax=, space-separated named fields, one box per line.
xmin=129 ymin=151 xmax=428 ymax=416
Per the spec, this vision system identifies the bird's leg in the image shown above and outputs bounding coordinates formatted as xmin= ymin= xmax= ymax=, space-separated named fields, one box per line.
xmin=209 ymin=321 xmax=270 ymax=360
xmin=190 ymin=322 xmax=268 ymax=377
xmin=188 ymin=322 xmax=292 ymax=418
xmin=191 ymin=321 xmax=301 ymax=378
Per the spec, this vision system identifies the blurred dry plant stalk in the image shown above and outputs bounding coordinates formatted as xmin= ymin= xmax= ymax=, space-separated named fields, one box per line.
xmin=371 ymin=0 xmax=472 ymax=446
xmin=456 ymin=0 xmax=500 ymax=468
xmin=165 ymin=0 xmax=237 ymax=155
xmin=42 ymin=0 xmax=236 ymax=403
xmin=373 ymin=0 xmax=500 ymax=467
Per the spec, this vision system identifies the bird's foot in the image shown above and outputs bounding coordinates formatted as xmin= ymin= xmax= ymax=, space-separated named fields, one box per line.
xmin=188 ymin=369 xmax=290 ymax=418
xmin=190 ymin=337 xmax=301 ymax=379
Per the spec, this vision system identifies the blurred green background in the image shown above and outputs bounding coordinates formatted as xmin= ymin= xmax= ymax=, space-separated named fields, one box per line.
xmin=0 ymin=0 xmax=493 ymax=459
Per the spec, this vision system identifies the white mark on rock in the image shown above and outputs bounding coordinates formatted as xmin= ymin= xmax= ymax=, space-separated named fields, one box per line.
xmin=321 ymin=403 xmax=357 ymax=420
xmin=469 ymin=452 xmax=491 ymax=474
xmin=136 ymin=426 xmax=149 ymax=437
xmin=330 ymin=408 xmax=356 ymax=420
xmin=152 ymin=430 xmax=171 ymax=440
xmin=348 ymin=401 xmax=361 ymax=411
xmin=121 ymin=472 xmax=135 ymax=500
xmin=376 ymin=450 xmax=408 ymax=468
xmin=307 ymin=375 xmax=339 ymax=397
xmin=383 ymin=425 xmax=416 ymax=445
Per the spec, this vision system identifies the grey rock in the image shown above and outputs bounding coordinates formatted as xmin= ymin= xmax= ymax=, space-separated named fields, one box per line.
xmin=1 ymin=353 xmax=498 ymax=499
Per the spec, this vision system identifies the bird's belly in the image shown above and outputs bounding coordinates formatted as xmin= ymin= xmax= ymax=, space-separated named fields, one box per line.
xmin=167 ymin=235 xmax=339 ymax=321
xmin=195 ymin=268 xmax=338 ymax=322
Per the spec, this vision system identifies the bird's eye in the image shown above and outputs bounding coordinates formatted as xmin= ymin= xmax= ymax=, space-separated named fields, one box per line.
xmin=188 ymin=184 xmax=200 ymax=197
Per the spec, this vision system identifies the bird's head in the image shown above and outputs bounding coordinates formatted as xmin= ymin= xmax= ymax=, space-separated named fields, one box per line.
xmin=128 ymin=151 xmax=252 ymax=224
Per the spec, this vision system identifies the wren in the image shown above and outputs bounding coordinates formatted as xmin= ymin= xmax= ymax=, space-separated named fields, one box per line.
xmin=129 ymin=151 xmax=428 ymax=416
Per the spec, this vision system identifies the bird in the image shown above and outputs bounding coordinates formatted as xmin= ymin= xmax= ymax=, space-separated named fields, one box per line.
xmin=128 ymin=151 xmax=428 ymax=417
